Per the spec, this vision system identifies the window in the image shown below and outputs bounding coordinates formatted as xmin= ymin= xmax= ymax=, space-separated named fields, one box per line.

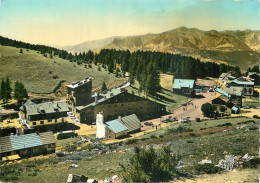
xmin=40 ymin=121 xmax=44 ymax=125
xmin=48 ymin=119 xmax=52 ymax=122
xmin=62 ymin=118 xmax=64 ymax=122
xmin=121 ymin=104 xmax=124 ymax=106
xmin=33 ymin=122 xmax=36 ymax=125
xmin=55 ymin=119 xmax=57 ymax=122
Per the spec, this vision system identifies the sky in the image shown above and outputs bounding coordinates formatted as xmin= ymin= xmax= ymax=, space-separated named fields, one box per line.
xmin=0 ymin=0 xmax=259 ymax=46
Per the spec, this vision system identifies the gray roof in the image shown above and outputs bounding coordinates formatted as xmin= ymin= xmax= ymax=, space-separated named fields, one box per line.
xmin=23 ymin=101 xmax=69 ymax=116
xmin=67 ymin=77 xmax=92 ymax=89
xmin=75 ymin=88 xmax=123 ymax=110
xmin=119 ymin=114 xmax=141 ymax=133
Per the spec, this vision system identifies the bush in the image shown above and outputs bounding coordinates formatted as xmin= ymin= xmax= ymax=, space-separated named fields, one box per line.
xmin=249 ymin=127 xmax=257 ymax=131
xmin=189 ymin=133 xmax=196 ymax=137
xmin=194 ymin=163 xmax=222 ymax=174
xmin=243 ymin=158 xmax=260 ymax=168
xmin=159 ymin=135 xmax=164 ymax=138
xmin=125 ymin=139 xmax=138 ymax=145
xmin=150 ymin=135 xmax=157 ymax=138
xmin=253 ymin=115 xmax=259 ymax=119
xmin=187 ymin=140 xmax=193 ymax=143
xmin=216 ymin=123 xmax=232 ymax=127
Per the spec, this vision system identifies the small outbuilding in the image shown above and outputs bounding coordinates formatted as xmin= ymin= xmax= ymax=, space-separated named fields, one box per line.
xmin=105 ymin=119 xmax=128 ymax=139
xmin=172 ymin=79 xmax=195 ymax=97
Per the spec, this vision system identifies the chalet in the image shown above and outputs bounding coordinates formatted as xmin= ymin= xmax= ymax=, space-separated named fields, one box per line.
xmin=20 ymin=100 xmax=70 ymax=127
xmin=195 ymin=79 xmax=216 ymax=92
xmin=172 ymin=79 xmax=195 ymax=97
xmin=105 ymin=119 xmax=128 ymax=139
xmin=67 ymin=79 xmax=166 ymax=125
xmin=227 ymin=79 xmax=254 ymax=96
xmin=0 ymin=131 xmax=55 ymax=159
xmin=219 ymin=72 xmax=236 ymax=83
xmin=213 ymin=88 xmax=242 ymax=109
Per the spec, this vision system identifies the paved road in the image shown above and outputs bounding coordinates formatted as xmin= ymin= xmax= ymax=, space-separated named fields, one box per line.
xmin=141 ymin=91 xmax=216 ymax=131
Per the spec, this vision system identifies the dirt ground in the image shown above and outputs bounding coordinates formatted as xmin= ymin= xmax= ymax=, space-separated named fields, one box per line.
xmin=173 ymin=168 xmax=258 ymax=183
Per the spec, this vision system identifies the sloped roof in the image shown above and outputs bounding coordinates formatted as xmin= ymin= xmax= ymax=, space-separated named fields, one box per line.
xmin=173 ymin=79 xmax=195 ymax=89
xmin=119 ymin=114 xmax=141 ymax=133
xmin=10 ymin=133 xmax=42 ymax=150
xmin=229 ymin=79 xmax=254 ymax=86
xmin=39 ymin=131 xmax=56 ymax=145
xmin=0 ymin=132 xmax=55 ymax=154
xmin=0 ymin=136 xmax=13 ymax=153
xmin=214 ymin=88 xmax=231 ymax=98
xmin=24 ymin=101 xmax=69 ymax=116
xmin=105 ymin=119 xmax=128 ymax=134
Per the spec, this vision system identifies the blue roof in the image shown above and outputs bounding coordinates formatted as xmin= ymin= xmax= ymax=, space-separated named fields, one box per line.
xmin=105 ymin=119 xmax=128 ymax=134
xmin=229 ymin=79 xmax=254 ymax=86
xmin=231 ymin=106 xmax=238 ymax=111
xmin=10 ymin=133 xmax=43 ymax=150
xmin=173 ymin=79 xmax=195 ymax=89
xmin=214 ymin=88 xmax=231 ymax=98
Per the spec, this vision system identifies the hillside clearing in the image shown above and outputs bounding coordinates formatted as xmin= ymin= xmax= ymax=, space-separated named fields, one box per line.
xmin=0 ymin=46 xmax=126 ymax=93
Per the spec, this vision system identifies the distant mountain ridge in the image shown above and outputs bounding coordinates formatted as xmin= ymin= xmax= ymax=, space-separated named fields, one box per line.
xmin=65 ymin=27 xmax=260 ymax=71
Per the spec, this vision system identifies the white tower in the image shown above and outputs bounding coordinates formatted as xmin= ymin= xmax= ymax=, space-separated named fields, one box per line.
xmin=95 ymin=112 xmax=105 ymax=139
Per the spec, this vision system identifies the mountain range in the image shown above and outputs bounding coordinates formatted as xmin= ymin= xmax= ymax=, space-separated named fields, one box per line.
xmin=65 ymin=27 xmax=260 ymax=71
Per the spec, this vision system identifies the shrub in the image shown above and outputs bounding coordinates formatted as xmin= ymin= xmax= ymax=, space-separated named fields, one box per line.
xmin=49 ymin=71 xmax=53 ymax=74
xmin=125 ymin=139 xmax=138 ymax=145
xmin=216 ymin=123 xmax=232 ymax=127
xmin=253 ymin=115 xmax=259 ymax=119
xmin=150 ymin=135 xmax=157 ymax=138
xmin=189 ymin=133 xmax=196 ymax=137
xmin=159 ymin=135 xmax=164 ymax=138
xmin=187 ymin=140 xmax=193 ymax=143
xmin=243 ymin=158 xmax=260 ymax=168
xmin=249 ymin=127 xmax=257 ymax=131
xmin=194 ymin=163 xmax=222 ymax=174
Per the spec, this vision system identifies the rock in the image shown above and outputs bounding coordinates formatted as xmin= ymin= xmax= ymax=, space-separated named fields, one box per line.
xmin=217 ymin=155 xmax=234 ymax=171
xmin=70 ymin=164 xmax=79 ymax=168
xmin=198 ymin=159 xmax=212 ymax=165
xmin=87 ymin=178 xmax=98 ymax=183
xmin=67 ymin=174 xmax=88 ymax=183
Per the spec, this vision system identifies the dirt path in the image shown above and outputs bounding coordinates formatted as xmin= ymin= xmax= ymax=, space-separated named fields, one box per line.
xmin=173 ymin=168 xmax=258 ymax=183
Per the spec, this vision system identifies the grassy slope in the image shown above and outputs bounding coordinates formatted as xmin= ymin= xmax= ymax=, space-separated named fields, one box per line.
xmin=5 ymin=117 xmax=258 ymax=183
xmin=127 ymin=81 xmax=191 ymax=112
xmin=0 ymin=46 xmax=125 ymax=93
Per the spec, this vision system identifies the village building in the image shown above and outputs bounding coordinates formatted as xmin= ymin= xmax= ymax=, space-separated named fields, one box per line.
xmin=219 ymin=72 xmax=236 ymax=83
xmin=105 ymin=119 xmax=128 ymax=139
xmin=172 ymin=79 xmax=195 ymax=97
xmin=227 ymin=79 xmax=254 ymax=96
xmin=195 ymin=79 xmax=216 ymax=92
xmin=212 ymin=88 xmax=241 ymax=113
xmin=67 ymin=79 xmax=165 ymax=125
xmin=0 ymin=131 xmax=55 ymax=159
xmin=96 ymin=113 xmax=141 ymax=139
xmin=20 ymin=100 xmax=70 ymax=127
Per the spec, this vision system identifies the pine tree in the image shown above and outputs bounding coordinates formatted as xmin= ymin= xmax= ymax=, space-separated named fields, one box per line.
xmin=14 ymin=81 xmax=29 ymax=103
xmin=101 ymin=81 xmax=107 ymax=92
xmin=0 ymin=78 xmax=5 ymax=102
xmin=5 ymin=77 xmax=12 ymax=103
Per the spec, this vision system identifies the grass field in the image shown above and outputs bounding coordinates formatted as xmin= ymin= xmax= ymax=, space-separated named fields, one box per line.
xmin=0 ymin=46 xmax=126 ymax=93
xmin=127 ymin=81 xmax=191 ymax=112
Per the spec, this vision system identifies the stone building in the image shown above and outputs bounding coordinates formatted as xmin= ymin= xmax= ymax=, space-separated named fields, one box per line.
xmin=66 ymin=79 xmax=166 ymax=125
xmin=227 ymin=79 xmax=254 ymax=96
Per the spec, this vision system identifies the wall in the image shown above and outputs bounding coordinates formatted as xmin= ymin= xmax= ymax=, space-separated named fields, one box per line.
xmin=29 ymin=117 xmax=69 ymax=127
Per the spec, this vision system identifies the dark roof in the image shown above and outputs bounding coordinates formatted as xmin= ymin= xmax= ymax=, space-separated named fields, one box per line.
xmin=22 ymin=101 xmax=69 ymax=116
xmin=0 ymin=136 xmax=13 ymax=154
xmin=119 ymin=114 xmax=141 ymax=133
xmin=75 ymin=88 xmax=124 ymax=110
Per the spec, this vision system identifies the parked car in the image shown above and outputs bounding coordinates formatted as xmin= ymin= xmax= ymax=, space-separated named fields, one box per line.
xmin=144 ymin=122 xmax=153 ymax=126
xmin=180 ymin=118 xmax=190 ymax=123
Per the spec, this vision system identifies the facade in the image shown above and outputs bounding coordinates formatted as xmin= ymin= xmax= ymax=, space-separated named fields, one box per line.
xmin=172 ymin=79 xmax=195 ymax=97
xmin=66 ymin=77 xmax=92 ymax=109
xmin=195 ymin=79 xmax=216 ymax=92
xmin=0 ymin=131 xmax=56 ymax=159
xmin=20 ymin=100 xmax=70 ymax=127
xmin=227 ymin=79 xmax=254 ymax=96
xmin=105 ymin=119 xmax=128 ymax=139
xmin=72 ymin=88 xmax=165 ymax=125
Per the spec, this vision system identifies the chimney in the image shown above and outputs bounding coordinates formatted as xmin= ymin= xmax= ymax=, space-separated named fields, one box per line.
xmin=95 ymin=93 xmax=99 ymax=103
